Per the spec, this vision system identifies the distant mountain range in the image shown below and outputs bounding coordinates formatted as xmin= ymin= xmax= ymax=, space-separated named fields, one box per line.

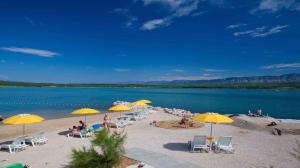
xmin=126 ymin=73 xmax=300 ymax=85
xmin=1 ymin=73 xmax=300 ymax=89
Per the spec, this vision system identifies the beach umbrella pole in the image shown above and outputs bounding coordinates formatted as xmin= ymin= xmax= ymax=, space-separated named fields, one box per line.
xmin=210 ymin=123 xmax=213 ymax=150
xmin=210 ymin=123 xmax=213 ymax=138
xmin=23 ymin=124 xmax=25 ymax=137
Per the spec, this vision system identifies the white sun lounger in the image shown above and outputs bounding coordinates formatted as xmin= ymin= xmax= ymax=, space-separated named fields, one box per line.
xmin=25 ymin=132 xmax=48 ymax=147
xmin=0 ymin=137 xmax=28 ymax=153
xmin=118 ymin=117 xmax=134 ymax=125
xmin=188 ymin=135 xmax=209 ymax=152
xmin=215 ymin=136 xmax=235 ymax=153
xmin=115 ymin=120 xmax=128 ymax=128
xmin=67 ymin=130 xmax=92 ymax=138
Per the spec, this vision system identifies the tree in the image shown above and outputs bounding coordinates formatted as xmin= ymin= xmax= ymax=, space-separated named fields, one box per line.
xmin=70 ymin=129 xmax=126 ymax=168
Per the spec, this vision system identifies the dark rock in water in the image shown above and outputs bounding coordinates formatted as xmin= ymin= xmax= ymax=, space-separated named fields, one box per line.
xmin=0 ymin=117 xmax=3 ymax=122
xmin=229 ymin=114 xmax=239 ymax=117
xmin=267 ymin=122 xmax=277 ymax=126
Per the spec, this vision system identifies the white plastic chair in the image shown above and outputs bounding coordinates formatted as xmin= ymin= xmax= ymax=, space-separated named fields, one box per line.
xmin=188 ymin=135 xmax=209 ymax=152
xmin=67 ymin=129 xmax=91 ymax=138
xmin=0 ymin=137 xmax=28 ymax=153
xmin=25 ymin=132 xmax=48 ymax=147
xmin=215 ymin=136 xmax=235 ymax=153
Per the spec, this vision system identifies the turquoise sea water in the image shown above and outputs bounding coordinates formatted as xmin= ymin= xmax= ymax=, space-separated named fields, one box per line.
xmin=0 ymin=87 xmax=299 ymax=119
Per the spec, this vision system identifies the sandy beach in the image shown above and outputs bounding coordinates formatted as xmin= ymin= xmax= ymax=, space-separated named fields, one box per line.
xmin=1 ymin=110 xmax=300 ymax=168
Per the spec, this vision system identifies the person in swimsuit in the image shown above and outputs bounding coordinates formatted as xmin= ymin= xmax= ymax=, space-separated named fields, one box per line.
xmin=103 ymin=113 xmax=111 ymax=128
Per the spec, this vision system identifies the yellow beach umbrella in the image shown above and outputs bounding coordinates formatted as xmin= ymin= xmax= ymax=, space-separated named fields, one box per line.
xmin=136 ymin=100 xmax=151 ymax=104
xmin=130 ymin=101 xmax=148 ymax=107
xmin=71 ymin=108 xmax=100 ymax=123
xmin=3 ymin=114 xmax=45 ymax=136
xmin=109 ymin=105 xmax=132 ymax=117
xmin=192 ymin=113 xmax=233 ymax=140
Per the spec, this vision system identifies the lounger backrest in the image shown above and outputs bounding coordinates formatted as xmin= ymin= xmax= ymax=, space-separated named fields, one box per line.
xmin=218 ymin=136 xmax=232 ymax=146
xmin=194 ymin=135 xmax=206 ymax=145
xmin=13 ymin=137 xmax=24 ymax=145
xmin=80 ymin=129 xmax=88 ymax=134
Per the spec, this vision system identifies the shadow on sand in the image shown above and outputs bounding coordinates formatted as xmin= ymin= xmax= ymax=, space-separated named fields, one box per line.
xmin=163 ymin=142 xmax=189 ymax=152
xmin=57 ymin=130 xmax=69 ymax=136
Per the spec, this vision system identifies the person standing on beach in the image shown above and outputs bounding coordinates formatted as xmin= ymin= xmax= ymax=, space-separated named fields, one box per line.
xmin=103 ymin=113 xmax=111 ymax=128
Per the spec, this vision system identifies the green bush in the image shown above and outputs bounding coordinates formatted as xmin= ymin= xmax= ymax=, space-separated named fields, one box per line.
xmin=70 ymin=129 xmax=126 ymax=168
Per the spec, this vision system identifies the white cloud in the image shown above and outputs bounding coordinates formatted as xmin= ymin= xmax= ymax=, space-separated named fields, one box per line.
xmin=139 ymin=0 xmax=188 ymax=10
xmin=173 ymin=0 xmax=199 ymax=17
xmin=1 ymin=47 xmax=60 ymax=58
xmin=141 ymin=18 xmax=171 ymax=30
xmin=255 ymin=25 xmax=288 ymax=37
xmin=114 ymin=68 xmax=130 ymax=72
xmin=112 ymin=8 xmax=138 ymax=28
xmin=112 ymin=8 xmax=129 ymax=13
xmin=140 ymin=0 xmax=199 ymax=30
xmin=25 ymin=17 xmax=36 ymax=26
xmin=125 ymin=16 xmax=138 ymax=27
xmin=192 ymin=10 xmax=208 ymax=16
xmin=233 ymin=25 xmax=288 ymax=37
xmin=227 ymin=23 xmax=247 ymax=29
xmin=234 ymin=26 xmax=266 ymax=36
xmin=261 ymin=62 xmax=300 ymax=69
xmin=203 ymin=73 xmax=212 ymax=76
xmin=203 ymin=68 xmax=225 ymax=72
xmin=252 ymin=0 xmax=300 ymax=13
xmin=173 ymin=69 xmax=184 ymax=72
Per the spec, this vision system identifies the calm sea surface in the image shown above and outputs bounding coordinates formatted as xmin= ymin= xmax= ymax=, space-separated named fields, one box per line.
xmin=0 ymin=87 xmax=299 ymax=119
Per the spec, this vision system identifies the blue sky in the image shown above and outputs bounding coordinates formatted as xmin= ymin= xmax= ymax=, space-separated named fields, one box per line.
xmin=0 ymin=0 xmax=299 ymax=83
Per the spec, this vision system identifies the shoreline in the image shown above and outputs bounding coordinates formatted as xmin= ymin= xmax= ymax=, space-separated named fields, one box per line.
xmin=1 ymin=111 xmax=300 ymax=125
xmin=0 ymin=110 xmax=300 ymax=122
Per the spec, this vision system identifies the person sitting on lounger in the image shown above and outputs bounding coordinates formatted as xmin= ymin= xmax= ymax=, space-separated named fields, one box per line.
xmin=103 ymin=113 xmax=111 ymax=128
xmin=78 ymin=121 xmax=86 ymax=130
xmin=69 ymin=126 xmax=78 ymax=132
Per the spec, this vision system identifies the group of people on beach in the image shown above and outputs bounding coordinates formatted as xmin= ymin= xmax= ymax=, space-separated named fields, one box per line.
xmin=69 ymin=120 xmax=87 ymax=132
xmin=69 ymin=113 xmax=112 ymax=132
xmin=179 ymin=112 xmax=193 ymax=128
